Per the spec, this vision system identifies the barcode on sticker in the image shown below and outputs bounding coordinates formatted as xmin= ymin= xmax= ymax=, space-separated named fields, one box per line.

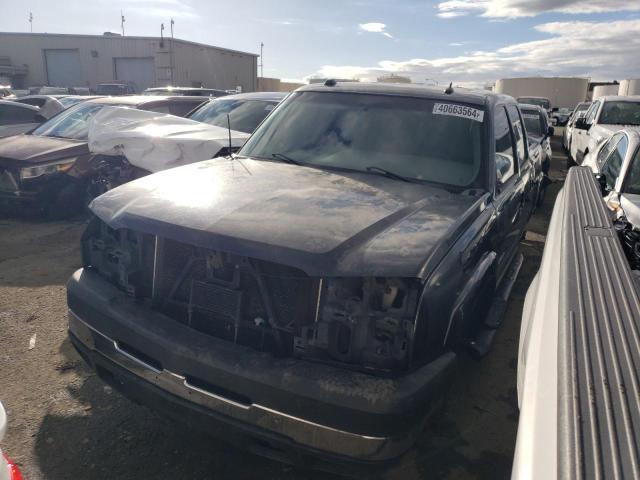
xmin=433 ymin=103 xmax=484 ymax=122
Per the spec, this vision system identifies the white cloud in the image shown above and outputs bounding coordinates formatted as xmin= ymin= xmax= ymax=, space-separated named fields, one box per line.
xmin=437 ymin=11 xmax=467 ymax=18
xmin=359 ymin=22 xmax=393 ymax=38
xmin=437 ymin=0 xmax=640 ymax=19
xmin=119 ymin=0 xmax=198 ymax=18
xmin=307 ymin=18 xmax=640 ymax=86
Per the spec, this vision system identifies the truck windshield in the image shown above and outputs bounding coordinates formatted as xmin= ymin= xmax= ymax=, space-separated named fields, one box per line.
xmin=31 ymin=102 xmax=104 ymax=140
xmin=518 ymin=97 xmax=550 ymax=110
xmin=240 ymin=91 xmax=486 ymax=188
xmin=599 ymin=101 xmax=640 ymax=125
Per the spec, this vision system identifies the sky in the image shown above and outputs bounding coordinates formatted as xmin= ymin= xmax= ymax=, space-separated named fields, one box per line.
xmin=1 ymin=0 xmax=639 ymax=87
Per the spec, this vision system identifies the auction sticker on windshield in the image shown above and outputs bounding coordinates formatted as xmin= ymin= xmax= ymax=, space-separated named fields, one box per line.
xmin=433 ymin=103 xmax=484 ymax=122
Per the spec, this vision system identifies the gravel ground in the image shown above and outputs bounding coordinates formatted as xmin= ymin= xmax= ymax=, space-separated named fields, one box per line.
xmin=0 ymin=136 xmax=568 ymax=480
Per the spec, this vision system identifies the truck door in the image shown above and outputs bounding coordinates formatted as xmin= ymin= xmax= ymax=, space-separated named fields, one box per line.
xmin=573 ymin=101 xmax=600 ymax=163
xmin=492 ymin=104 xmax=523 ymax=282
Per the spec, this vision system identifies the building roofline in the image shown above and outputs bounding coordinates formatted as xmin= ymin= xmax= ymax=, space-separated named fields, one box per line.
xmin=0 ymin=31 xmax=259 ymax=57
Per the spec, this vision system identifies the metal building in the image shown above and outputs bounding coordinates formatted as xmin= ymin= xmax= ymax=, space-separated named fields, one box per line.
xmin=619 ymin=79 xmax=640 ymax=96
xmin=494 ymin=77 xmax=589 ymax=108
xmin=0 ymin=32 xmax=258 ymax=93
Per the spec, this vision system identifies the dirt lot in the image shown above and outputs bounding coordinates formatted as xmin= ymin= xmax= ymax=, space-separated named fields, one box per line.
xmin=0 ymin=136 xmax=568 ymax=480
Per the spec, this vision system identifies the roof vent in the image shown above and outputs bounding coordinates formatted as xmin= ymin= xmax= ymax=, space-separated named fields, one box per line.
xmin=324 ymin=79 xmax=337 ymax=87
xmin=444 ymin=82 xmax=454 ymax=94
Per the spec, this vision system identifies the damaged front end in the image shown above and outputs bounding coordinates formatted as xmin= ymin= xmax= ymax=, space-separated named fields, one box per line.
xmin=615 ymin=217 xmax=640 ymax=271
xmin=81 ymin=218 xmax=421 ymax=374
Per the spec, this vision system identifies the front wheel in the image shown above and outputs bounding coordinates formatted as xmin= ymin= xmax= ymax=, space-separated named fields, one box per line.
xmin=46 ymin=180 xmax=87 ymax=220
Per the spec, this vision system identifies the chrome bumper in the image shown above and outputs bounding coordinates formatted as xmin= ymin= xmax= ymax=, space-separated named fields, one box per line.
xmin=69 ymin=309 xmax=415 ymax=461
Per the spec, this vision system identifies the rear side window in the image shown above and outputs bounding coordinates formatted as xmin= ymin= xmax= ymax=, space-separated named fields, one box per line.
xmin=0 ymin=104 xmax=40 ymax=125
xmin=521 ymin=109 xmax=544 ymax=137
xmin=506 ymin=105 xmax=526 ymax=165
xmin=17 ymin=98 xmax=46 ymax=107
xmin=168 ymin=101 xmax=206 ymax=117
xmin=601 ymin=135 xmax=628 ymax=191
xmin=141 ymin=104 xmax=171 ymax=114
xmin=624 ymin=148 xmax=640 ymax=195
xmin=494 ymin=106 xmax=515 ymax=185
xmin=596 ymin=134 xmax=622 ymax=167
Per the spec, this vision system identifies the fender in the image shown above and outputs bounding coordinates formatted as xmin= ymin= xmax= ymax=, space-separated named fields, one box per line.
xmin=442 ymin=250 xmax=497 ymax=346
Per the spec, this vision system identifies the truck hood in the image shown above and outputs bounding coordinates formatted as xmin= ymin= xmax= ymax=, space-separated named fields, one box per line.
xmin=0 ymin=134 xmax=87 ymax=166
xmin=90 ymin=158 xmax=486 ymax=278
xmin=88 ymin=107 xmax=250 ymax=173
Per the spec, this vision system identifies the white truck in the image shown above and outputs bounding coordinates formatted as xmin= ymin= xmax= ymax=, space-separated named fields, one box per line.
xmin=513 ymin=166 xmax=640 ymax=479
xmin=570 ymin=95 xmax=640 ymax=165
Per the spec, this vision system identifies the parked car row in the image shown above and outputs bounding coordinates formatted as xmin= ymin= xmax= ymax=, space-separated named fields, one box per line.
xmin=0 ymin=91 xmax=290 ymax=217
xmin=2 ymin=80 xmax=567 ymax=471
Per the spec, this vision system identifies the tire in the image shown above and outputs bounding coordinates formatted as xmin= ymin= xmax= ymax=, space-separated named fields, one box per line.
xmin=46 ymin=180 xmax=87 ymax=220
xmin=566 ymin=154 xmax=576 ymax=170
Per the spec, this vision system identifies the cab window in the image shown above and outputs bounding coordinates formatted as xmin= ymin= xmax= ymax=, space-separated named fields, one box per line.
xmin=506 ymin=105 xmax=526 ymax=166
xmin=601 ymin=135 xmax=628 ymax=191
xmin=494 ymin=106 xmax=516 ymax=186
xmin=585 ymin=101 xmax=600 ymax=124
xmin=0 ymin=104 xmax=40 ymax=125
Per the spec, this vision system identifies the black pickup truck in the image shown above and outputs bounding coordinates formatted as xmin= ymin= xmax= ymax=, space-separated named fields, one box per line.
xmin=67 ymin=82 xmax=537 ymax=466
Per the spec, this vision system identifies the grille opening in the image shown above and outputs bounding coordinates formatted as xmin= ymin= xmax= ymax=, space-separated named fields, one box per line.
xmin=184 ymin=375 xmax=252 ymax=406
xmin=151 ymin=239 xmax=316 ymax=356
xmin=116 ymin=341 xmax=163 ymax=371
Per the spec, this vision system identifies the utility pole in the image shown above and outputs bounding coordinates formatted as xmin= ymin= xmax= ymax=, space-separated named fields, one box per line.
xmin=170 ymin=19 xmax=175 ymax=86
xmin=259 ymin=42 xmax=264 ymax=78
xmin=28 ymin=12 xmax=33 ymax=33
xmin=121 ymin=11 xmax=125 ymax=36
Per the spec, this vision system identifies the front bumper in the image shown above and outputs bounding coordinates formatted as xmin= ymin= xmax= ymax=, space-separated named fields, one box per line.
xmin=67 ymin=268 xmax=456 ymax=463
xmin=0 ymin=169 xmax=82 ymax=214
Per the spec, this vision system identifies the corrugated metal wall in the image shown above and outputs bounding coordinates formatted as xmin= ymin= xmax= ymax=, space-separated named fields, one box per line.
xmin=0 ymin=33 xmax=257 ymax=92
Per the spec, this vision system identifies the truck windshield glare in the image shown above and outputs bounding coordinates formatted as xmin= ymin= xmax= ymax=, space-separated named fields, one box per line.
xmin=240 ymin=91 xmax=486 ymax=188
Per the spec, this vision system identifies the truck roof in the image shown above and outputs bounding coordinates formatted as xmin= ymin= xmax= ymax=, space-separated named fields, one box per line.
xmin=597 ymin=95 xmax=640 ymax=102
xmin=296 ymin=81 xmax=513 ymax=107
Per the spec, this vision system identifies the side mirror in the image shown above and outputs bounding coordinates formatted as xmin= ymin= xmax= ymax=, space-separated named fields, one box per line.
xmin=575 ymin=118 xmax=590 ymax=130
xmin=547 ymin=126 xmax=555 ymax=138
xmin=594 ymin=173 xmax=608 ymax=196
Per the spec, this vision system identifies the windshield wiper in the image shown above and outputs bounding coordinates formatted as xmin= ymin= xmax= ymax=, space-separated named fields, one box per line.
xmin=271 ymin=153 xmax=301 ymax=165
xmin=365 ymin=166 xmax=413 ymax=183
